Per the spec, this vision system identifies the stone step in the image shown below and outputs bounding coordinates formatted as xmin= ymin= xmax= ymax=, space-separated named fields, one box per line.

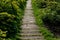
xmin=20 ymin=36 xmax=43 ymax=38
xmin=21 ymin=28 xmax=39 ymax=30
xmin=21 ymin=24 xmax=39 ymax=28
xmin=20 ymin=34 xmax=42 ymax=36
xmin=21 ymin=32 xmax=40 ymax=34
xmin=21 ymin=30 xmax=40 ymax=32
xmin=20 ymin=37 xmax=43 ymax=40
xmin=21 ymin=29 xmax=40 ymax=32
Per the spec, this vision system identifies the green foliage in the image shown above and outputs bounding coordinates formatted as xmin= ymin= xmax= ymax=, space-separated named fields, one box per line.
xmin=0 ymin=0 xmax=27 ymax=40
xmin=32 ymin=0 xmax=60 ymax=40
xmin=42 ymin=2 xmax=60 ymax=35
xmin=32 ymin=0 xmax=60 ymax=35
xmin=0 ymin=12 xmax=17 ymax=38
xmin=17 ymin=0 xmax=27 ymax=9
xmin=55 ymin=0 xmax=60 ymax=2
xmin=0 ymin=29 xmax=7 ymax=38
xmin=36 ymin=1 xmax=48 ymax=8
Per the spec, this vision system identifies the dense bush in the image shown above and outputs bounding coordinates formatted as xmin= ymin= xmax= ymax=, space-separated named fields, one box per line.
xmin=34 ymin=0 xmax=60 ymax=35
xmin=55 ymin=0 xmax=60 ymax=2
xmin=0 ymin=0 xmax=27 ymax=40
xmin=32 ymin=0 xmax=60 ymax=40
xmin=36 ymin=1 xmax=48 ymax=8
xmin=18 ymin=0 xmax=27 ymax=9
xmin=42 ymin=11 xmax=60 ymax=35
xmin=0 ymin=12 xmax=17 ymax=38
xmin=41 ymin=1 xmax=60 ymax=34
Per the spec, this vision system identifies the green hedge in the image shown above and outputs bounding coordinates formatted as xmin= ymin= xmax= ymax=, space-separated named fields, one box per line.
xmin=0 ymin=12 xmax=17 ymax=38
xmin=0 ymin=0 xmax=27 ymax=40
xmin=32 ymin=0 xmax=60 ymax=40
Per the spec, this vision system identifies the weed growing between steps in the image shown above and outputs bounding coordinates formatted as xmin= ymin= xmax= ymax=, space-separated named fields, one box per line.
xmin=32 ymin=0 xmax=60 ymax=40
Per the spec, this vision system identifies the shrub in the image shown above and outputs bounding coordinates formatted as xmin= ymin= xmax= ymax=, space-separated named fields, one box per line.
xmin=0 ymin=12 xmax=18 ymax=38
xmin=0 ymin=0 xmax=27 ymax=39
xmin=35 ymin=0 xmax=48 ymax=8
xmin=42 ymin=3 xmax=60 ymax=35
xmin=32 ymin=0 xmax=60 ymax=40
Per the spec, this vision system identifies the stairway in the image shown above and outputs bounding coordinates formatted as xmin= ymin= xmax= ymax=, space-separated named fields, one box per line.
xmin=20 ymin=0 xmax=44 ymax=40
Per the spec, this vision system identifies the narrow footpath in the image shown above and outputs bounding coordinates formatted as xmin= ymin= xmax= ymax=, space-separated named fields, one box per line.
xmin=20 ymin=0 xmax=44 ymax=40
